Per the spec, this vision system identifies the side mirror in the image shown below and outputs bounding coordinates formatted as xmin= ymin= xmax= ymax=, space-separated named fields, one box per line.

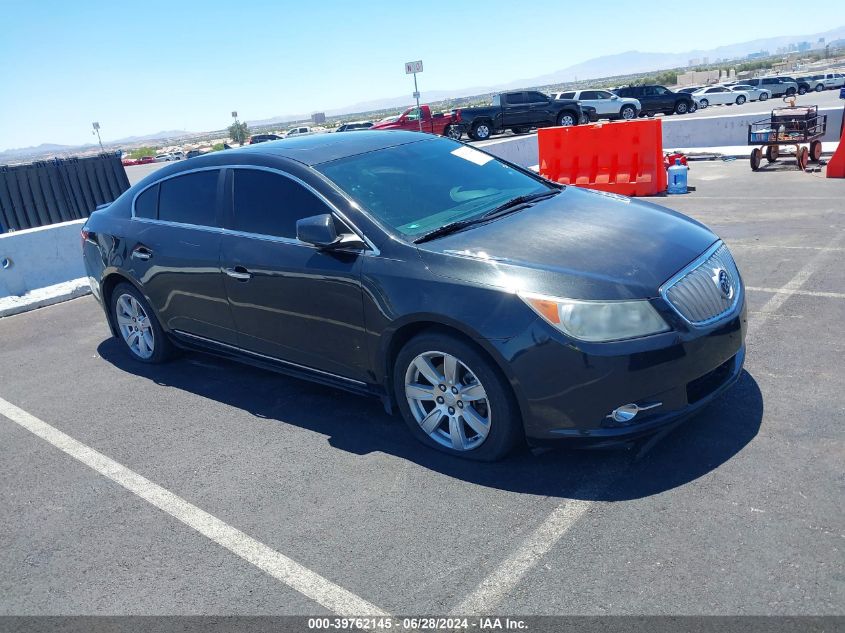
xmin=610 ymin=94 xmax=619 ymax=100
xmin=297 ymin=214 xmax=338 ymax=247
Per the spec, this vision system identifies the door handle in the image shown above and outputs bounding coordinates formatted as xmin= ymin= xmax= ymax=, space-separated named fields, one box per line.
xmin=224 ymin=266 xmax=252 ymax=281
xmin=131 ymin=246 xmax=153 ymax=261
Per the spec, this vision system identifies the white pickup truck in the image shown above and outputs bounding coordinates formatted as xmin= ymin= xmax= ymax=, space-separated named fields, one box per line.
xmin=812 ymin=72 xmax=845 ymax=90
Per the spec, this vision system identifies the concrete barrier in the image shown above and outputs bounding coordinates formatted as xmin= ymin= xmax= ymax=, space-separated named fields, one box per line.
xmin=476 ymin=106 xmax=844 ymax=168
xmin=0 ymin=219 xmax=88 ymax=308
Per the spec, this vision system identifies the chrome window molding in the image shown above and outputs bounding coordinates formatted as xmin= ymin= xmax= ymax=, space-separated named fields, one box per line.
xmin=130 ymin=163 xmax=379 ymax=255
xmin=173 ymin=330 xmax=367 ymax=386
xmin=659 ymin=240 xmax=743 ymax=328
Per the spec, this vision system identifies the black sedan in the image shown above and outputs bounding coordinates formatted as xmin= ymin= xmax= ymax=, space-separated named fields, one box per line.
xmin=82 ymin=131 xmax=746 ymax=461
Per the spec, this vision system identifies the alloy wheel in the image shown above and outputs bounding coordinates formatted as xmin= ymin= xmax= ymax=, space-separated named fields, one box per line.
xmin=115 ymin=293 xmax=155 ymax=359
xmin=404 ymin=351 xmax=491 ymax=451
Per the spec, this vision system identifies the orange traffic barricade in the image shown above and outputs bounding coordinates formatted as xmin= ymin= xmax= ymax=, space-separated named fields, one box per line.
xmin=825 ymin=117 xmax=845 ymax=178
xmin=539 ymin=119 xmax=667 ymax=196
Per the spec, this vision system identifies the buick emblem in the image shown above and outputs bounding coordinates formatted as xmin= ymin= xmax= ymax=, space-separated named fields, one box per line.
xmin=715 ymin=268 xmax=733 ymax=298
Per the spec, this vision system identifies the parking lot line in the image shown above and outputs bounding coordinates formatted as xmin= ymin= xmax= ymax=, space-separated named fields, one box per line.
xmin=747 ymin=233 xmax=844 ymax=337
xmin=747 ymin=286 xmax=845 ymax=299
xmin=0 ymin=395 xmax=389 ymax=617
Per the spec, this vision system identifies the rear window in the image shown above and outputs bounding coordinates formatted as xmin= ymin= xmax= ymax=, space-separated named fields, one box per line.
xmin=158 ymin=170 xmax=219 ymax=227
xmin=134 ymin=183 xmax=158 ymax=219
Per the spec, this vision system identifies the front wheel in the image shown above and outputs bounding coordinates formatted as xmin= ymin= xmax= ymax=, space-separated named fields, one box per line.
xmin=110 ymin=282 xmax=173 ymax=363
xmin=698 ymin=99 xmax=709 ymax=109
xmin=750 ymin=148 xmax=762 ymax=171
xmin=760 ymin=92 xmax=769 ymax=101
xmin=394 ymin=333 xmax=522 ymax=461
xmin=557 ymin=111 xmax=577 ymax=126
xmin=444 ymin=124 xmax=462 ymax=141
xmin=736 ymin=95 xmax=746 ymax=105
xmin=469 ymin=121 xmax=492 ymax=141
xmin=814 ymin=84 xmax=824 ymax=92
xmin=798 ymin=86 xmax=807 ymax=95
xmin=786 ymin=88 xmax=797 ymax=96
xmin=674 ymin=101 xmax=689 ymax=114
xmin=620 ymin=105 xmax=636 ymax=120
xmin=689 ymin=101 xmax=698 ymax=113
xmin=809 ymin=140 xmax=822 ymax=163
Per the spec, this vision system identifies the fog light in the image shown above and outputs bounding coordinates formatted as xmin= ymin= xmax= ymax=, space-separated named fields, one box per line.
xmin=608 ymin=402 xmax=662 ymax=424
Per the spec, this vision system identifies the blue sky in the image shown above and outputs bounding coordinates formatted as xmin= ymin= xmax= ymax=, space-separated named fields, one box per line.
xmin=1 ymin=0 xmax=843 ymax=150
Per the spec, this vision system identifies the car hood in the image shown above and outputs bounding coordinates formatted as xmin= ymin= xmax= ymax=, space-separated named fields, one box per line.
xmin=416 ymin=186 xmax=718 ymax=300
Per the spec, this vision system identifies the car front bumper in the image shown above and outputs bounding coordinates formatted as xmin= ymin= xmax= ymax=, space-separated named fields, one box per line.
xmin=492 ymin=300 xmax=747 ymax=446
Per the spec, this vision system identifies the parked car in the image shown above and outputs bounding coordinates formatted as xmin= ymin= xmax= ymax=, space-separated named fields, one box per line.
xmin=137 ymin=156 xmax=155 ymax=164
xmin=551 ymin=89 xmax=640 ymax=120
xmin=776 ymin=76 xmax=813 ymax=95
xmin=744 ymin=77 xmax=797 ymax=97
xmin=728 ymin=84 xmax=770 ymax=101
xmin=170 ymin=151 xmax=186 ymax=161
xmin=335 ymin=121 xmax=374 ymax=132
xmin=81 ymin=131 xmax=746 ymax=461
xmin=456 ymin=91 xmax=588 ymax=141
xmin=186 ymin=150 xmax=203 ymax=159
xmin=612 ymin=85 xmax=696 ymax=116
xmin=796 ymin=76 xmax=825 ymax=93
xmin=154 ymin=154 xmax=179 ymax=162
xmin=370 ymin=105 xmax=461 ymax=139
xmin=812 ymin=72 xmax=845 ymax=89
xmin=249 ymin=134 xmax=283 ymax=144
xmin=286 ymin=126 xmax=313 ymax=137
xmin=692 ymin=85 xmax=750 ymax=108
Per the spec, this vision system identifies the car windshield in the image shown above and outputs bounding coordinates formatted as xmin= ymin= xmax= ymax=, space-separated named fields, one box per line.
xmin=316 ymin=137 xmax=552 ymax=238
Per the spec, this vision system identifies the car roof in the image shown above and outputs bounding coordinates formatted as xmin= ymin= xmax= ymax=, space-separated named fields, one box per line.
xmin=188 ymin=130 xmax=429 ymax=167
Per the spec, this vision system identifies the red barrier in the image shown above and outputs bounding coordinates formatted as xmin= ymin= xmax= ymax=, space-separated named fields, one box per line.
xmin=538 ymin=119 xmax=667 ymax=196
xmin=825 ymin=121 xmax=845 ymax=178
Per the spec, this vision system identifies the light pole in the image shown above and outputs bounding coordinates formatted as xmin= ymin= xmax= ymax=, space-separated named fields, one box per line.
xmin=92 ymin=122 xmax=103 ymax=151
xmin=405 ymin=60 xmax=424 ymax=132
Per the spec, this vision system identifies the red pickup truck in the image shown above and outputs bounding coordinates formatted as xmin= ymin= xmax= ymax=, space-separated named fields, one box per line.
xmin=370 ymin=105 xmax=463 ymax=140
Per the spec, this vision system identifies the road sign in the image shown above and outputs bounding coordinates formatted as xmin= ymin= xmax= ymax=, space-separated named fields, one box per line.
xmin=413 ymin=91 xmax=420 ymax=99
xmin=405 ymin=60 xmax=423 ymax=74
xmin=92 ymin=122 xmax=100 ymax=130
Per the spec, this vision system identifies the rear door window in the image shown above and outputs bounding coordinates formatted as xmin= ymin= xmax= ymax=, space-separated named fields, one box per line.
xmin=504 ymin=93 xmax=525 ymax=105
xmin=158 ymin=170 xmax=220 ymax=226
xmin=232 ymin=169 xmax=330 ymax=240
xmin=134 ymin=183 xmax=159 ymax=219
xmin=558 ymin=91 xmax=576 ymax=99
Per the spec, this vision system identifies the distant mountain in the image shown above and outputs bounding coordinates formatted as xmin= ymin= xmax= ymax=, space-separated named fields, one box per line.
xmin=0 ymin=142 xmax=82 ymax=158
xmin=110 ymin=130 xmax=190 ymax=143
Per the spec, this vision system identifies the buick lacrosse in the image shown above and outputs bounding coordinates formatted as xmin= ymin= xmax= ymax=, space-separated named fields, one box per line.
xmin=82 ymin=131 xmax=746 ymax=460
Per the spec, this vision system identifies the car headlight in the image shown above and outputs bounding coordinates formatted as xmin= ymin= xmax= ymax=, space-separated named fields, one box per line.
xmin=519 ymin=292 xmax=670 ymax=342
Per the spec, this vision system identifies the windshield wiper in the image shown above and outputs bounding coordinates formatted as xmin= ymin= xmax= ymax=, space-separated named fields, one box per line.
xmin=413 ymin=189 xmax=560 ymax=244
xmin=480 ymin=189 xmax=560 ymax=219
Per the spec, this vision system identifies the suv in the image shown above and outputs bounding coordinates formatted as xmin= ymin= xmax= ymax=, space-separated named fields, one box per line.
xmin=249 ymin=134 xmax=283 ymax=144
xmin=795 ymin=76 xmax=825 ymax=93
xmin=612 ymin=85 xmax=695 ymax=116
xmin=744 ymin=77 xmax=797 ymax=97
xmin=552 ymin=89 xmax=640 ymax=120
xmin=812 ymin=73 xmax=845 ymax=90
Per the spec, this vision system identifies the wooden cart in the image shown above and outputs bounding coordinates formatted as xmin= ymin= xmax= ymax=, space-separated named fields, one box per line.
xmin=747 ymin=104 xmax=827 ymax=171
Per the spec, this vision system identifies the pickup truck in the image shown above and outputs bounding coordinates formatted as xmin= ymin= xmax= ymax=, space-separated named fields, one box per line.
xmin=455 ymin=91 xmax=588 ymax=141
xmin=612 ymin=85 xmax=696 ymax=116
xmin=370 ymin=105 xmax=462 ymax=140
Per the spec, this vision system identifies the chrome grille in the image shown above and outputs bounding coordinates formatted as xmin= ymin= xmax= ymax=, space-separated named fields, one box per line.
xmin=662 ymin=242 xmax=741 ymax=326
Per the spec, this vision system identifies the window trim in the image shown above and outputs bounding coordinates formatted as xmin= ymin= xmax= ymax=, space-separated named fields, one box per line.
xmin=131 ymin=164 xmax=378 ymax=255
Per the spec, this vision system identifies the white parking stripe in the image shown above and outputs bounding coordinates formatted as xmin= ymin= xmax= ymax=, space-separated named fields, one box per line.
xmin=747 ymin=286 xmax=845 ymax=299
xmin=0 ymin=396 xmax=388 ymax=617
xmin=454 ymin=497 xmax=594 ymax=614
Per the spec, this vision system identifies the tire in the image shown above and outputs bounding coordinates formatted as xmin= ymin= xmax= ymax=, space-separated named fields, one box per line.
xmin=557 ymin=111 xmax=577 ymax=126
xmin=689 ymin=101 xmax=698 ymax=113
xmin=798 ymin=86 xmax=807 ymax=95
xmin=698 ymin=99 xmax=709 ymax=109
xmin=750 ymin=148 xmax=762 ymax=171
xmin=510 ymin=127 xmax=530 ymax=134
xmin=766 ymin=145 xmax=779 ymax=163
xmin=796 ymin=146 xmax=809 ymax=171
xmin=620 ymin=105 xmax=636 ymax=120
xmin=469 ymin=121 xmax=492 ymax=141
xmin=109 ymin=282 xmax=173 ymax=363
xmin=760 ymin=92 xmax=769 ymax=101
xmin=736 ymin=95 xmax=746 ymax=105
xmin=674 ymin=101 xmax=689 ymax=114
xmin=786 ymin=87 xmax=797 ymax=96
xmin=393 ymin=332 xmax=522 ymax=461
xmin=444 ymin=125 xmax=462 ymax=141
xmin=809 ymin=140 xmax=822 ymax=163
xmin=814 ymin=84 xmax=824 ymax=92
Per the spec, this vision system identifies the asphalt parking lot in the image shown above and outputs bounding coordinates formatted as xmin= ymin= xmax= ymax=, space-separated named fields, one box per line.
xmin=0 ymin=161 xmax=843 ymax=618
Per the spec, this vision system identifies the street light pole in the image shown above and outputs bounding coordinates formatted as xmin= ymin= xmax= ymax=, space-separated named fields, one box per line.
xmin=92 ymin=122 xmax=103 ymax=151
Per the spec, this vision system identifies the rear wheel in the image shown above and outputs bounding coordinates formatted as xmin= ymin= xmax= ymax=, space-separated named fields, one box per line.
xmin=798 ymin=86 xmax=807 ymax=95
xmin=814 ymin=84 xmax=824 ymax=92
xmin=759 ymin=92 xmax=769 ymax=101
xmin=736 ymin=95 xmax=746 ymax=105
xmin=750 ymin=148 xmax=762 ymax=171
xmin=765 ymin=145 xmax=779 ymax=163
xmin=394 ymin=333 xmax=522 ymax=461
xmin=809 ymin=140 xmax=822 ymax=163
xmin=470 ymin=121 xmax=492 ymax=141
xmin=110 ymin=282 xmax=172 ymax=363
xmin=786 ymin=87 xmax=797 ymax=96
xmin=557 ymin=111 xmax=577 ymax=126
xmin=444 ymin=124 xmax=462 ymax=141
xmin=698 ymin=99 xmax=709 ymax=109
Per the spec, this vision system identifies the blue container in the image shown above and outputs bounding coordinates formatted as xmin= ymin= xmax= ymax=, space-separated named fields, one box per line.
xmin=667 ymin=158 xmax=688 ymax=195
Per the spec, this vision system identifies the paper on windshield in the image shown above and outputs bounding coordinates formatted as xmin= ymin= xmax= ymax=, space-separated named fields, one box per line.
xmin=451 ymin=145 xmax=494 ymax=166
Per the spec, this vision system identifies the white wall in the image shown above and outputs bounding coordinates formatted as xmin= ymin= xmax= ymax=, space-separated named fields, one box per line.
xmin=0 ymin=219 xmax=87 ymax=298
